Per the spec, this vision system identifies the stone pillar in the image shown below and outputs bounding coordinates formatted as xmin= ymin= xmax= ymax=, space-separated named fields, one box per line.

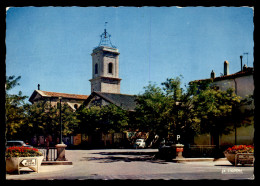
xmin=172 ymin=144 xmax=184 ymax=159
xmin=55 ymin=144 xmax=67 ymax=161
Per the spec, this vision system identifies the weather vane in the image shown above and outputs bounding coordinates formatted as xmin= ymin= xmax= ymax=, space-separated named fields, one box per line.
xmin=97 ymin=22 xmax=116 ymax=48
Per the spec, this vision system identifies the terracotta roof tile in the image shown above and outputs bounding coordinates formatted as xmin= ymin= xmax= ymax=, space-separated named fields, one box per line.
xmin=37 ymin=90 xmax=88 ymax=100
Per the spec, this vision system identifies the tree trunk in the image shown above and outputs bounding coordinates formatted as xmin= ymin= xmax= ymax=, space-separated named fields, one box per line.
xmin=211 ymin=130 xmax=221 ymax=158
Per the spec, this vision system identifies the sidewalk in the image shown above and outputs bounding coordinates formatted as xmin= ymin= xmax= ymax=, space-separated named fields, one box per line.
xmin=172 ymin=157 xmax=227 ymax=162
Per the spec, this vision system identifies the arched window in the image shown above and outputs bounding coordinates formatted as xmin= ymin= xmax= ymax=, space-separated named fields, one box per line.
xmin=108 ymin=63 xmax=113 ymax=74
xmin=74 ymin=104 xmax=78 ymax=110
xmin=95 ymin=63 xmax=98 ymax=74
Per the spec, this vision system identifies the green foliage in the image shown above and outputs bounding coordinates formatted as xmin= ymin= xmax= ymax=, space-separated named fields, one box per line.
xmin=134 ymin=83 xmax=171 ymax=137
xmin=62 ymin=104 xmax=80 ymax=135
xmin=191 ymin=86 xmax=244 ymax=135
xmin=77 ymin=104 xmax=129 ymax=135
xmin=6 ymin=75 xmax=21 ymax=91
xmin=133 ymin=76 xmax=252 ymax=144
xmin=161 ymin=76 xmax=184 ymax=101
xmin=27 ymin=101 xmax=79 ymax=137
xmin=5 ymin=76 xmax=29 ymax=139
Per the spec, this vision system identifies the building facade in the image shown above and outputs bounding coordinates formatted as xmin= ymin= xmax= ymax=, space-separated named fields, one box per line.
xmin=28 ymin=88 xmax=89 ymax=146
xmin=192 ymin=61 xmax=254 ymax=148
xmin=29 ymin=89 xmax=88 ymax=111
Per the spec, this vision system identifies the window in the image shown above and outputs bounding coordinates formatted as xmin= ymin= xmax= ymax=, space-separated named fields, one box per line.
xmin=74 ymin=104 xmax=78 ymax=110
xmin=108 ymin=63 xmax=113 ymax=74
xmin=95 ymin=63 xmax=98 ymax=74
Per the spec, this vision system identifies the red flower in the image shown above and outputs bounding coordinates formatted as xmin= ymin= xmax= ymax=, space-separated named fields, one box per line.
xmin=225 ymin=145 xmax=254 ymax=154
xmin=6 ymin=146 xmax=42 ymax=157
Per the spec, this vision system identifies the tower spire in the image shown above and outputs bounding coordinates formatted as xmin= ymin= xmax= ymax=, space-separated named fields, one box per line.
xmin=97 ymin=22 xmax=116 ymax=48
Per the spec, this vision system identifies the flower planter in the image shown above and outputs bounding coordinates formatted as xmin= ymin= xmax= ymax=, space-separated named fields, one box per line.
xmin=224 ymin=152 xmax=236 ymax=165
xmin=224 ymin=145 xmax=254 ymax=166
xmin=6 ymin=146 xmax=44 ymax=174
xmin=6 ymin=156 xmax=44 ymax=173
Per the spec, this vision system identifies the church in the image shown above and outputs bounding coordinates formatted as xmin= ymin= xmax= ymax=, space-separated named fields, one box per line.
xmin=29 ymin=28 xmax=136 ymax=111
xmin=29 ymin=27 xmax=137 ymax=147
xmin=83 ymin=27 xmax=136 ymax=111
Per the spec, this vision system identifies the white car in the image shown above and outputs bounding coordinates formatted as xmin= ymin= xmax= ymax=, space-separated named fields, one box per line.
xmin=134 ymin=139 xmax=146 ymax=148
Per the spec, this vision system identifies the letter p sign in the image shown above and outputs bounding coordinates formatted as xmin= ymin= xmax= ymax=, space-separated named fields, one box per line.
xmin=177 ymin=135 xmax=180 ymax=141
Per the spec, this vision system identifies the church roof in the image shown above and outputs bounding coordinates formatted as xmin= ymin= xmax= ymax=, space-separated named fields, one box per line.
xmin=29 ymin=90 xmax=88 ymax=103
xmin=83 ymin=91 xmax=137 ymax=111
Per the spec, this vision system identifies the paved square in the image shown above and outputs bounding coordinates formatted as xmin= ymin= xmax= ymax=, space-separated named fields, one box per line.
xmin=6 ymin=149 xmax=254 ymax=180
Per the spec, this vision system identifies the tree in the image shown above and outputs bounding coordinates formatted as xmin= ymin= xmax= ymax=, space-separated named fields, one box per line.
xmin=134 ymin=76 xmax=251 ymax=148
xmin=134 ymin=78 xmax=199 ymax=144
xmin=134 ymin=83 xmax=172 ymax=139
xmin=99 ymin=104 xmax=129 ymax=134
xmin=191 ymin=83 xmax=237 ymax=129
xmin=161 ymin=77 xmax=198 ymax=144
xmin=191 ymin=85 xmax=252 ymax=145
xmin=188 ymin=80 xmax=255 ymax=158
xmin=77 ymin=104 xmax=129 ymax=135
xmin=5 ymin=76 xmax=29 ymax=140
xmin=76 ymin=105 xmax=101 ymax=135
xmin=27 ymin=101 xmax=79 ymax=140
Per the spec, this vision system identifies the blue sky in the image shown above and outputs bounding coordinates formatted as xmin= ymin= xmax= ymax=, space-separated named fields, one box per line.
xmin=6 ymin=7 xmax=254 ymax=101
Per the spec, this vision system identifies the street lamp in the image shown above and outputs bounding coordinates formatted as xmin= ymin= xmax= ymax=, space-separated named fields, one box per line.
xmin=59 ymin=96 xmax=63 ymax=144
xmin=55 ymin=96 xmax=67 ymax=161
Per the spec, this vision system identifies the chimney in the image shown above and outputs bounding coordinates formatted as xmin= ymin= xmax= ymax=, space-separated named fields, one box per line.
xmin=243 ymin=64 xmax=247 ymax=71
xmin=211 ymin=70 xmax=215 ymax=79
xmin=240 ymin=55 xmax=243 ymax=71
xmin=224 ymin=61 xmax=229 ymax=75
xmin=38 ymin=84 xmax=40 ymax=90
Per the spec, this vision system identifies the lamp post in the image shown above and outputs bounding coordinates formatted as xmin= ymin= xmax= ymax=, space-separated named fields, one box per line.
xmin=59 ymin=96 xmax=63 ymax=144
xmin=55 ymin=96 xmax=67 ymax=161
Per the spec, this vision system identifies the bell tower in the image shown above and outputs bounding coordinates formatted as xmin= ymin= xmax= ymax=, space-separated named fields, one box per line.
xmin=90 ymin=24 xmax=121 ymax=93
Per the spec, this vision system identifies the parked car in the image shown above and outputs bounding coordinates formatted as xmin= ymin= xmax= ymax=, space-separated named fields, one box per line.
xmin=6 ymin=140 xmax=32 ymax=148
xmin=133 ymin=139 xmax=146 ymax=148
